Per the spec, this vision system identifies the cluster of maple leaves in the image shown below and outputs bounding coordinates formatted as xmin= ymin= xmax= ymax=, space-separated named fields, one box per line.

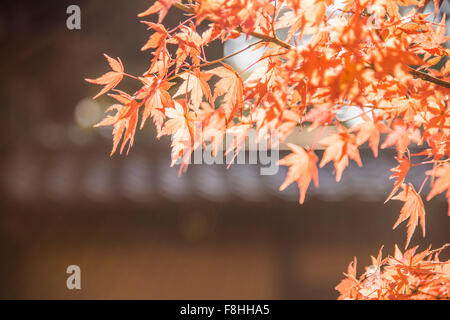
xmin=336 ymin=244 xmax=450 ymax=299
xmin=86 ymin=0 xmax=449 ymax=299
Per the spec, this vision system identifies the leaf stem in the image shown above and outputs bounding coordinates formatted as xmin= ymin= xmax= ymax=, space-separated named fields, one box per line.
xmin=123 ymin=72 xmax=139 ymax=80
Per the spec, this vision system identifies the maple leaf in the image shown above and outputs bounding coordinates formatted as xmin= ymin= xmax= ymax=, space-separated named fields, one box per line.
xmin=95 ymin=91 xmax=139 ymax=155
xmin=351 ymin=116 xmax=388 ymax=158
xmin=279 ymin=143 xmax=319 ymax=204
xmin=304 ymin=103 xmax=335 ymax=130
xmin=385 ymin=155 xmax=411 ymax=203
xmin=173 ymin=70 xmax=213 ymax=112
xmin=424 ymin=100 xmax=450 ymax=135
xmin=335 ymin=257 xmax=359 ymax=300
xmin=170 ymin=25 xmax=203 ymax=71
xmin=159 ymin=100 xmax=195 ymax=166
xmin=426 ymin=163 xmax=450 ymax=216
xmin=200 ymin=105 xmax=227 ymax=156
xmin=319 ymin=129 xmax=362 ymax=182
xmin=137 ymin=76 xmax=174 ymax=133
xmin=138 ymin=0 xmax=176 ymax=23
xmin=140 ymin=22 xmax=168 ymax=51
xmin=302 ymin=0 xmax=331 ymax=27
xmin=85 ymin=54 xmax=124 ymax=99
xmin=110 ymin=92 xmax=140 ymax=155
xmin=224 ymin=123 xmax=253 ymax=166
xmin=370 ymin=246 xmax=384 ymax=269
xmin=392 ymin=184 xmax=426 ymax=249
xmin=381 ymin=119 xmax=421 ymax=156
xmin=139 ymin=22 xmax=171 ymax=77
xmin=94 ymin=104 xmax=125 ymax=155
xmin=207 ymin=64 xmax=244 ymax=120
xmin=159 ymin=100 xmax=191 ymax=139
xmin=194 ymin=0 xmax=219 ymax=26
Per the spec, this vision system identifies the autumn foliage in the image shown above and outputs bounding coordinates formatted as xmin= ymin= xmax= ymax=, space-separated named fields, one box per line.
xmin=336 ymin=244 xmax=450 ymax=299
xmin=86 ymin=0 xmax=450 ymax=299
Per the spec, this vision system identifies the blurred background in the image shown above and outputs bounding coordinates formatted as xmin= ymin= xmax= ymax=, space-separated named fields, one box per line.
xmin=0 ymin=0 xmax=449 ymax=299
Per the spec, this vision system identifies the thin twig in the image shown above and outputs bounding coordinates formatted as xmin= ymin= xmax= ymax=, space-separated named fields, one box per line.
xmin=166 ymin=40 xmax=264 ymax=81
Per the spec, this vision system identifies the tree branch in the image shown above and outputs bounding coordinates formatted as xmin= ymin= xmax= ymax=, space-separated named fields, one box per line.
xmin=172 ymin=1 xmax=450 ymax=89
xmin=166 ymin=40 xmax=264 ymax=81
xmin=408 ymin=67 xmax=450 ymax=89
xmin=172 ymin=2 xmax=291 ymax=49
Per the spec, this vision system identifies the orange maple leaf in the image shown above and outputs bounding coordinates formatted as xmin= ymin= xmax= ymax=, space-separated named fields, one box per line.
xmin=138 ymin=0 xmax=176 ymax=23
xmin=278 ymin=143 xmax=319 ymax=204
xmin=137 ymin=76 xmax=174 ymax=133
xmin=319 ymin=129 xmax=362 ymax=182
xmin=170 ymin=25 xmax=203 ymax=71
xmin=392 ymin=184 xmax=426 ymax=249
xmin=225 ymin=124 xmax=253 ymax=166
xmin=159 ymin=100 xmax=195 ymax=166
xmin=351 ymin=116 xmax=389 ymax=158
xmin=173 ymin=70 xmax=213 ymax=112
xmin=85 ymin=54 xmax=124 ymax=99
xmin=109 ymin=92 xmax=140 ymax=155
xmin=207 ymin=64 xmax=244 ymax=120
xmin=381 ymin=119 xmax=421 ymax=156
xmin=95 ymin=91 xmax=139 ymax=155
xmin=426 ymin=163 xmax=450 ymax=216
xmin=335 ymin=257 xmax=358 ymax=300
xmin=140 ymin=22 xmax=168 ymax=51
xmin=385 ymin=155 xmax=411 ymax=203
